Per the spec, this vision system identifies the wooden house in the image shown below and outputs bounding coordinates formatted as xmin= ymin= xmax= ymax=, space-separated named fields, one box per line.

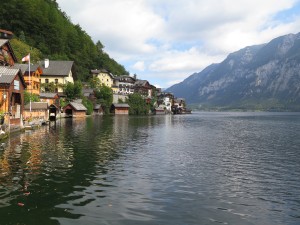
xmin=0 ymin=66 xmax=26 ymax=128
xmin=0 ymin=29 xmax=14 ymax=40
xmin=134 ymin=80 xmax=153 ymax=98
xmin=111 ymin=103 xmax=130 ymax=115
xmin=63 ymin=102 xmax=87 ymax=117
xmin=0 ymin=39 xmax=18 ymax=66
xmin=23 ymin=102 xmax=48 ymax=123
xmin=39 ymin=92 xmax=60 ymax=108
xmin=12 ymin=63 xmax=43 ymax=95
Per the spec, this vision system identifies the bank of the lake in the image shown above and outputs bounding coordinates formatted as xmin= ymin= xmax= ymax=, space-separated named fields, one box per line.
xmin=0 ymin=112 xmax=300 ymax=225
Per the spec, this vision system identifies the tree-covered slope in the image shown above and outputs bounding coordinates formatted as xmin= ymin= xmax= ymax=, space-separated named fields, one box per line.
xmin=0 ymin=0 xmax=129 ymax=80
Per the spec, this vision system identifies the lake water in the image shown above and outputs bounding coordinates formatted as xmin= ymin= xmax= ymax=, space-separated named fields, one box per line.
xmin=0 ymin=112 xmax=300 ymax=225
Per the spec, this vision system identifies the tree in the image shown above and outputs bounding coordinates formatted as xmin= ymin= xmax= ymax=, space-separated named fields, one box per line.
xmin=127 ymin=93 xmax=149 ymax=115
xmin=82 ymin=97 xmax=93 ymax=115
xmin=24 ymin=91 xmax=40 ymax=105
xmin=95 ymin=85 xmax=113 ymax=114
xmin=64 ymin=81 xmax=82 ymax=101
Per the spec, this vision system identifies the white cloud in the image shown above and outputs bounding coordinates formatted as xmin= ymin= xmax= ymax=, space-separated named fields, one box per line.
xmin=56 ymin=0 xmax=300 ymax=88
xmin=132 ymin=61 xmax=145 ymax=71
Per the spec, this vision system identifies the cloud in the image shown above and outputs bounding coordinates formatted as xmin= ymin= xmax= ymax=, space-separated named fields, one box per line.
xmin=57 ymin=0 xmax=300 ymax=88
xmin=132 ymin=61 xmax=145 ymax=71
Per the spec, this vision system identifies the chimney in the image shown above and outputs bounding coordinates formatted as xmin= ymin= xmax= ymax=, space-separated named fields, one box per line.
xmin=44 ymin=59 xmax=49 ymax=68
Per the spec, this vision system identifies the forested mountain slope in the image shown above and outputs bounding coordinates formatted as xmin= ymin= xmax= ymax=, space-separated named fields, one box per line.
xmin=0 ymin=0 xmax=129 ymax=80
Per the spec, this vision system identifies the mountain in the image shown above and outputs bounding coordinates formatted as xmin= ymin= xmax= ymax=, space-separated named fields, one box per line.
xmin=0 ymin=0 xmax=129 ymax=80
xmin=166 ymin=33 xmax=300 ymax=111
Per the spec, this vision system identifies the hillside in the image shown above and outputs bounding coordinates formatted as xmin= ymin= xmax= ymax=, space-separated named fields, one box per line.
xmin=166 ymin=33 xmax=300 ymax=111
xmin=0 ymin=0 xmax=129 ymax=80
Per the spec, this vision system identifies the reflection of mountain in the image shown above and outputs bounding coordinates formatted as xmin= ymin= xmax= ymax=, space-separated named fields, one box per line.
xmin=166 ymin=33 xmax=300 ymax=111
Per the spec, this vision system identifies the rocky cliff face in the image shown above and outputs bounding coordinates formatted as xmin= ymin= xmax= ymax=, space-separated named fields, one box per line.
xmin=166 ymin=33 xmax=300 ymax=110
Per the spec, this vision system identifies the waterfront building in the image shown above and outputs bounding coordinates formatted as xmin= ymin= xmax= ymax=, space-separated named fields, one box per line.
xmin=0 ymin=66 xmax=26 ymax=130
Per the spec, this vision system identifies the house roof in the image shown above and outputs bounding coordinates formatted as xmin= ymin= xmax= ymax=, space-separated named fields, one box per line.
xmin=0 ymin=29 xmax=13 ymax=39
xmin=39 ymin=92 xmax=58 ymax=99
xmin=0 ymin=66 xmax=26 ymax=86
xmin=113 ymin=103 xmax=130 ymax=108
xmin=68 ymin=102 xmax=87 ymax=111
xmin=0 ymin=39 xmax=8 ymax=47
xmin=39 ymin=60 xmax=74 ymax=76
xmin=91 ymin=69 xmax=109 ymax=74
xmin=12 ymin=63 xmax=42 ymax=74
xmin=94 ymin=104 xmax=101 ymax=110
xmin=134 ymin=80 xmax=150 ymax=87
xmin=24 ymin=102 xmax=48 ymax=110
xmin=0 ymin=39 xmax=18 ymax=63
xmin=114 ymin=75 xmax=136 ymax=83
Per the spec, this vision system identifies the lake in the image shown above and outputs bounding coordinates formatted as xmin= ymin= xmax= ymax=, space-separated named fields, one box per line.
xmin=0 ymin=112 xmax=300 ymax=225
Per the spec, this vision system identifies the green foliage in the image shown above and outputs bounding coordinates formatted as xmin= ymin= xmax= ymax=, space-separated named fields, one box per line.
xmin=127 ymin=93 xmax=150 ymax=115
xmin=94 ymin=85 xmax=113 ymax=114
xmin=10 ymin=38 xmax=43 ymax=63
xmin=89 ymin=77 xmax=101 ymax=89
xmin=0 ymin=0 xmax=129 ymax=81
xmin=24 ymin=91 xmax=40 ymax=105
xmin=64 ymin=81 xmax=82 ymax=101
xmin=41 ymin=82 xmax=57 ymax=93
xmin=82 ymin=97 xmax=94 ymax=115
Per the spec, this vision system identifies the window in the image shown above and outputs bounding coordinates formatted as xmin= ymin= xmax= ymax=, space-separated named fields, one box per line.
xmin=55 ymin=79 xmax=58 ymax=84
xmin=45 ymin=79 xmax=49 ymax=83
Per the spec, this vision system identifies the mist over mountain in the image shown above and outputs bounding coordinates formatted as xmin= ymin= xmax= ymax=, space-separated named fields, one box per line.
xmin=166 ymin=33 xmax=300 ymax=111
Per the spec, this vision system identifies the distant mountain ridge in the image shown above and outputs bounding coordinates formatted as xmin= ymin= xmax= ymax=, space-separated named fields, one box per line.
xmin=166 ymin=32 xmax=300 ymax=111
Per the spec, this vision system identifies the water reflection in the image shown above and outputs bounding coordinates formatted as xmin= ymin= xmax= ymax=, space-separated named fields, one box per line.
xmin=0 ymin=113 xmax=299 ymax=225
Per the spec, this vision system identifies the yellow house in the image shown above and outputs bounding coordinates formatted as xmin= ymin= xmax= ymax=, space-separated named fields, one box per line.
xmin=40 ymin=59 xmax=74 ymax=93
xmin=91 ymin=69 xmax=114 ymax=87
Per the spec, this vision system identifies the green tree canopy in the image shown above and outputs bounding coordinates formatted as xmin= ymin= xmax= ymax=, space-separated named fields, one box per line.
xmin=0 ymin=0 xmax=129 ymax=81
xmin=94 ymin=85 xmax=113 ymax=114
xmin=127 ymin=93 xmax=150 ymax=115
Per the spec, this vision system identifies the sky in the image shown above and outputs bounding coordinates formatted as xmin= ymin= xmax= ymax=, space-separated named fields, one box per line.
xmin=56 ymin=0 xmax=300 ymax=88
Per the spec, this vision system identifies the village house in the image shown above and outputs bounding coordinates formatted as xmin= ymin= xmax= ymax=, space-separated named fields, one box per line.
xmin=63 ymin=101 xmax=87 ymax=117
xmin=113 ymin=75 xmax=136 ymax=95
xmin=39 ymin=59 xmax=74 ymax=93
xmin=91 ymin=69 xmax=114 ymax=87
xmin=23 ymin=102 xmax=48 ymax=124
xmin=39 ymin=92 xmax=60 ymax=107
xmin=111 ymin=103 xmax=130 ymax=115
xmin=12 ymin=63 xmax=43 ymax=95
xmin=0 ymin=66 xmax=26 ymax=131
xmin=0 ymin=34 xmax=17 ymax=66
xmin=133 ymin=80 xmax=153 ymax=98
xmin=157 ymin=92 xmax=174 ymax=113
